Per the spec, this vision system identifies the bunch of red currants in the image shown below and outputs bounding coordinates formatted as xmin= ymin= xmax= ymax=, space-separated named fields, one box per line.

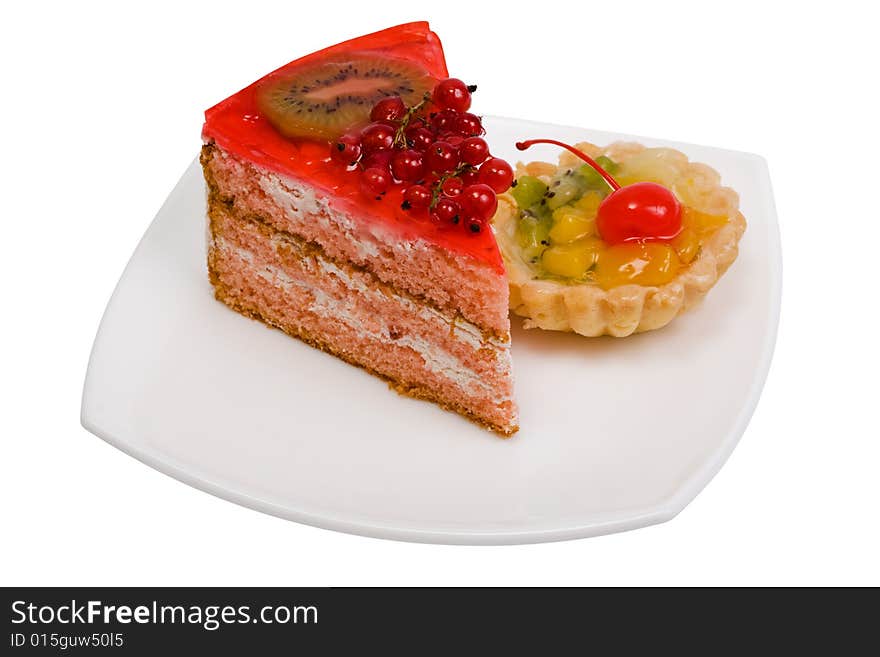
xmin=329 ymin=78 xmax=514 ymax=233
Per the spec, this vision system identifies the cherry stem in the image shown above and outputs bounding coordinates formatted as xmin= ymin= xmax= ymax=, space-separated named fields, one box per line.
xmin=515 ymin=138 xmax=621 ymax=191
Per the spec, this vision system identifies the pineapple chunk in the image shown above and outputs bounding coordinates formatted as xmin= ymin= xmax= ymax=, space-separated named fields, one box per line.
xmin=594 ymin=243 xmax=681 ymax=289
xmin=549 ymin=206 xmax=596 ymax=244
xmin=672 ymin=227 xmax=700 ymax=264
xmin=682 ymin=206 xmax=728 ymax=235
xmin=541 ymin=238 xmax=602 ymax=279
xmin=573 ymin=191 xmax=602 ymax=215
xmin=616 ymin=148 xmax=683 ymax=187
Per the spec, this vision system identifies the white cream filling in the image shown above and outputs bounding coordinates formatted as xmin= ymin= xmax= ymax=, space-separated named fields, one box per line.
xmin=214 ymin=238 xmax=512 ymax=403
xmin=257 ymin=171 xmax=380 ymax=258
xmin=313 ymin=254 xmax=508 ymax=352
xmin=306 ymin=286 xmax=502 ymax=398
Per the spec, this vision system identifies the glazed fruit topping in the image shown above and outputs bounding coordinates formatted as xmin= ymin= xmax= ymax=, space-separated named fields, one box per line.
xmin=370 ymin=96 xmax=407 ymax=123
xmin=323 ymin=78 xmax=513 ymax=233
xmin=459 ymin=137 xmax=490 ymax=166
xmin=256 ymin=53 xmax=436 ymax=141
xmin=460 ymin=183 xmax=498 ymax=220
xmin=427 ymin=141 xmax=459 ymax=173
xmin=432 ymin=78 xmax=475 ymax=113
xmin=402 ymin=184 xmax=432 ymax=209
xmin=405 ymin=126 xmax=435 ymax=152
xmin=330 ymin=135 xmax=362 ymax=167
xmin=597 ymin=181 xmax=682 ymax=244
xmin=360 ymin=122 xmax=396 ymax=153
xmin=432 ymin=197 xmax=461 ymax=224
xmin=391 ymin=148 xmax=426 ymax=182
xmin=361 ymin=167 xmax=391 ymax=197
xmin=478 ymin=157 xmax=514 ymax=193
xmin=509 ymin=141 xmax=731 ymax=288
xmin=515 ymin=138 xmax=682 ymax=244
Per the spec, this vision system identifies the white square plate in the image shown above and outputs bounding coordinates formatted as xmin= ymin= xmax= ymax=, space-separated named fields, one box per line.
xmin=82 ymin=117 xmax=781 ymax=544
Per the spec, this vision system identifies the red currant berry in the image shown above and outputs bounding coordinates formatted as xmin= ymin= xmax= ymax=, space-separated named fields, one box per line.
xmin=431 ymin=197 xmax=461 ymax=224
xmin=459 ymin=137 xmax=489 ymax=166
xmin=361 ymin=149 xmax=393 ymax=170
xmin=391 ymin=149 xmax=426 ymax=182
xmin=466 ymin=218 xmax=483 ymax=233
xmin=460 ymin=168 xmax=480 ymax=186
xmin=370 ymin=96 xmax=406 ymax=123
xmin=360 ymin=122 xmax=395 ymax=153
xmin=453 ymin=112 xmax=483 ymax=137
xmin=477 ymin=157 xmax=514 ymax=193
xmin=330 ymin=135 xmax=362 ymax=167
xmin=360 ymin=167 xmax=391 ymax=197
xmin=432 ymin=78 xmax=473 ymax=113
xmin=402 ymin=184 xmax=432 ymax=209
xmin=441 ymin=177 xmax=464 ymax=197
xmin=406 ymin=126 xmax=435 ymax=152
xmin=431 ymin=109 xmax=458 ymax=133
xmin=427 ymin=141 xmax=459 ymax=174
xmin=460 ymin=183 xmax=497 ymax=221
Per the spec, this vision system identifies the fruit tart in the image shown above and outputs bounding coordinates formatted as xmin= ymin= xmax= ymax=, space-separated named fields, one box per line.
xmin=493 ymin=138 xmax=746 ymax=337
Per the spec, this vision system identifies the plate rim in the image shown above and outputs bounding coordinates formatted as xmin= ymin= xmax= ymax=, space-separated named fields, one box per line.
xmin=81 ymin=117 xmax=782 ymax=545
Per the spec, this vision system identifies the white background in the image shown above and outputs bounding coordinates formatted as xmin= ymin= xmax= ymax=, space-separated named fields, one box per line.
xmin=2 ymin=1 xmax=878 ymax=586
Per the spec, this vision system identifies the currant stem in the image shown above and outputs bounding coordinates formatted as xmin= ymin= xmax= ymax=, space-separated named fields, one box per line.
xmin=515 ymin=138 xmax=621 ymax=191
xmin=430 ymin=162 xmax=475 ymax=208
xmin=393 ymin=92 xmax=432 ymax=148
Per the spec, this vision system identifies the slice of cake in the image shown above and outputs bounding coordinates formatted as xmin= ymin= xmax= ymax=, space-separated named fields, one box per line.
xmin=200 ymin=22 xmax=518 ymax=435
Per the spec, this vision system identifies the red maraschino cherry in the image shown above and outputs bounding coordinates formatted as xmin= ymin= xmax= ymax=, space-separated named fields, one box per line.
xmin=515 ymin=138 xmax=682 ymax=244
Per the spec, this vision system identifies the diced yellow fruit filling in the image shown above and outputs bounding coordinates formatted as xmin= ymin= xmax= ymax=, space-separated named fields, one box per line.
xmin=595 ymin=243 xmax=681 ymax=289
xmin=682 ymin=206 xmax=728 ymax=234
xmin=573 ymin=191 xmax=602 ymax=215
xmin=671 ymin=227 xmax=700 ymax=264
xmin=615 ymin=149 xmax=683 ymax=188
xmin=541 ymin=238 xmax=603 ymax=279
xmin=549 ymin=206 xmax=596 ymax=244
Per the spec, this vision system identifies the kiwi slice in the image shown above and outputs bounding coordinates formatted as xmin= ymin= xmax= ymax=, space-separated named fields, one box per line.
xmin=256 ymin=52 xmax=435 ymax=141
xmin=516 ymin=210 xmax=553 ymax=265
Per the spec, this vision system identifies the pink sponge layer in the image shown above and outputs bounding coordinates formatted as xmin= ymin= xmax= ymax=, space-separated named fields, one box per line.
xmin=202 ymin=144 xmax=510 ymax=337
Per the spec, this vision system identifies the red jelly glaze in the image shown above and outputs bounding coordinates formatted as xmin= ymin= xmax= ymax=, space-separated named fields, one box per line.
xmin=202 ymin=22 xmax=505 ymax=272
